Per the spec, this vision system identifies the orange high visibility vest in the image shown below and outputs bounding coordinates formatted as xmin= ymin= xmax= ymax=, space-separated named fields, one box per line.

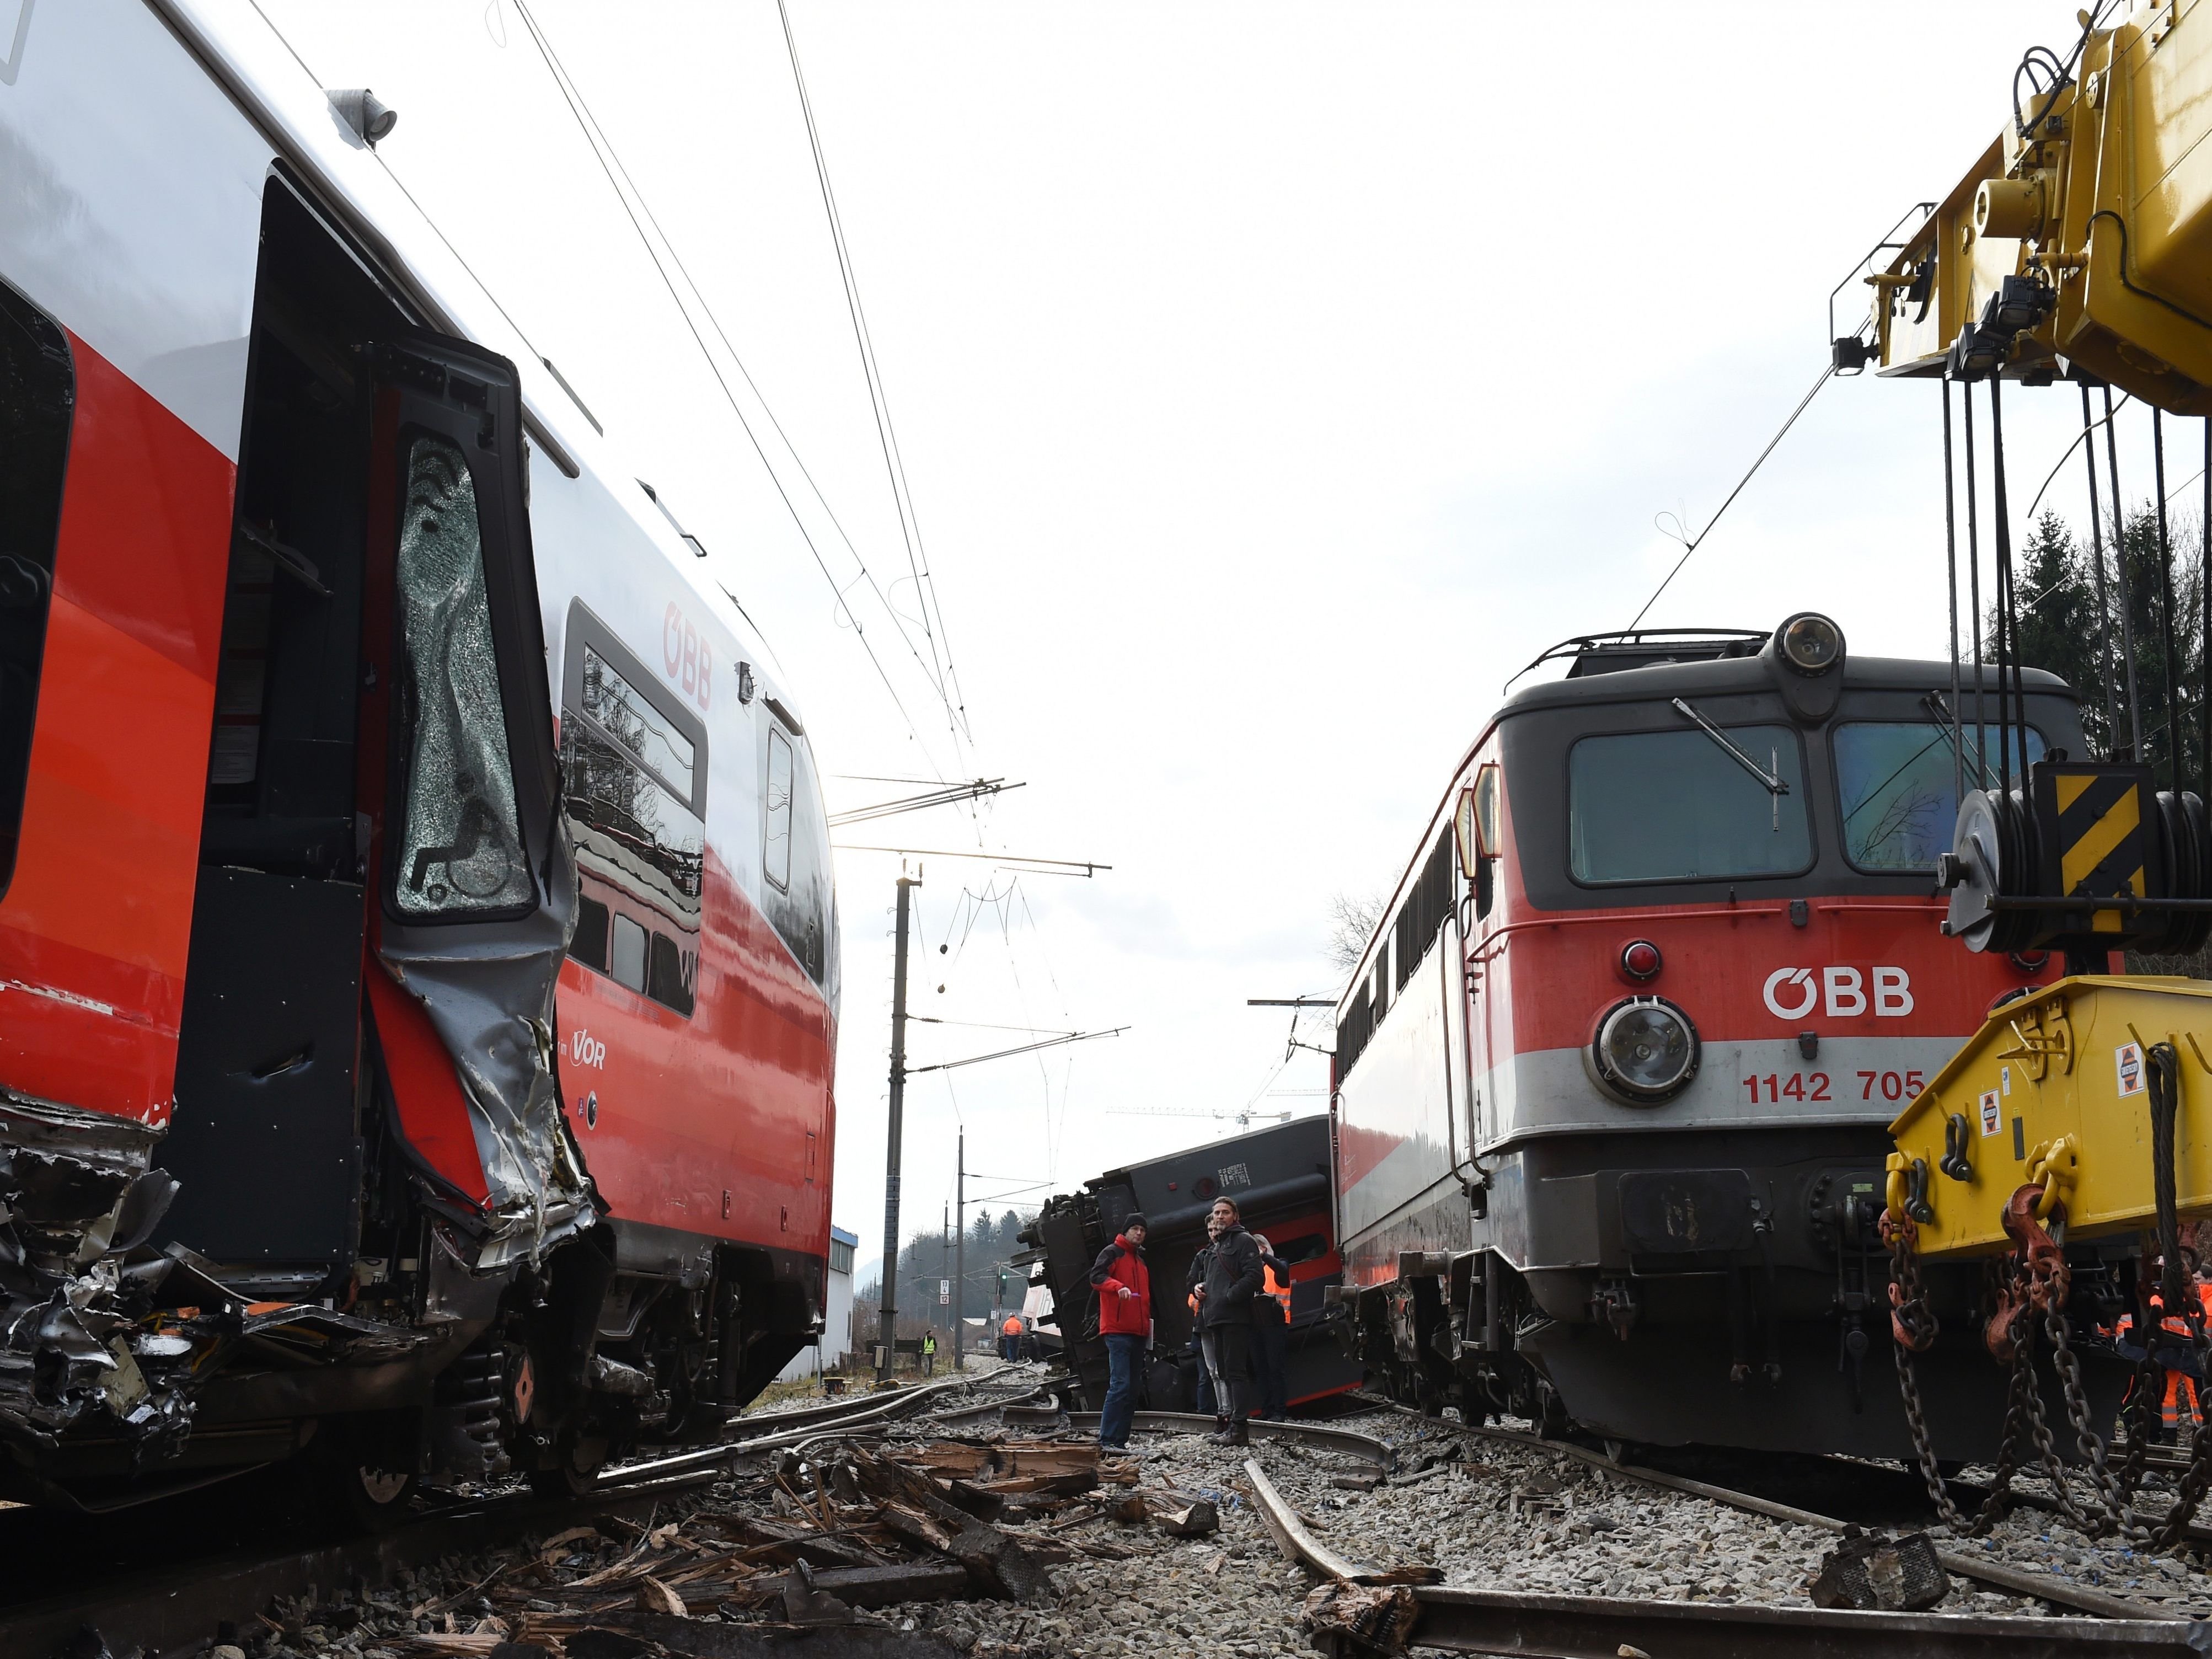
xmin=1264 ymin=1264 xmax=1291 ymax=1317
xmin=1002 ymin=1315 xmax=1022 ymax=1336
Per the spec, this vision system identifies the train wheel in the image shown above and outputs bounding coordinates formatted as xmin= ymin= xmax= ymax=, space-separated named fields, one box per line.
xmin=306 ymin=1419 xmax=419 ymax=1533
xmin=527 ymin=1433 xmax=607 ymax=1500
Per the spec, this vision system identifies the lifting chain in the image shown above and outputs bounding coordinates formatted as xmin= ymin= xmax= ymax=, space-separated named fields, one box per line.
xmin=1886 ymin=1213 xmax=2032 ymax=1537
xmin=1886 ymin=1039 xmax=2212 ymax=1550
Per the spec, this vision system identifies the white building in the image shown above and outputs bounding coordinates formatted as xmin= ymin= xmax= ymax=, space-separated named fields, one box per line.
xmin=776 ymin=1225 xmax=858 ymax=1383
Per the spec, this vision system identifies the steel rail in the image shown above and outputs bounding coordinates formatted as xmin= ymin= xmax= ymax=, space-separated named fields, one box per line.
xmin=1405 ymin=1586 xmax=2206 ymax=1657
xmin=1240 ymin=1443 xmax=2207 ymax=1657
xmin=1063 ymin=1410 xmax=1395 ymax=1469
xmin=1354 ymin=1398 xmax=2187 ymax=1624
xmin=1245 ymin=1458 xmax=1381 ymax=1581
xmin=597 ymin=1373 xmax=986 ymax=1485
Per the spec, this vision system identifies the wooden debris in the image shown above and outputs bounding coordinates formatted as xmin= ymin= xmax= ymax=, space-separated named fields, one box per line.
xmin=1146 ymin=1494 xmax=1218 ymax=1538
xmin=633 ymin=1578 xmax=687 ymax=1618
xmin=1331 ymin=1471 xmax=1383 ymax=1492
xmin=780 ymin=1559 xmax=856 ymax=1626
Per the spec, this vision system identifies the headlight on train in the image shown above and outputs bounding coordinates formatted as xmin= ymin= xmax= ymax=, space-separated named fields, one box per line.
xmin=1775 ymin=612 xmax=1844 ymax=675
xmin=1592 ymin=997 xmax=1700 ymax=1104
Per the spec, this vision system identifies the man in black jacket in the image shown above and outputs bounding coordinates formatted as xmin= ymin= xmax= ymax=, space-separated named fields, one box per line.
xmin=1188 ymin=1196 xmax=1263 ymax=1445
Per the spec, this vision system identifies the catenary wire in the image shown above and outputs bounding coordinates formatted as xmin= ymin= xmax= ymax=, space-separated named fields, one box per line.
xmin=509 ymin=1 xmax=962 ymax=778
xmin=1627 ymin=360 xmax=1836 ymax=630
xmin=775 ymin=0 xmax=971 ymax=751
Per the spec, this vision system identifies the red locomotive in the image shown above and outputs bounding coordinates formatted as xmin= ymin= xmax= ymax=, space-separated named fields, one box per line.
xmin=1331 ymin=617 xmax=2109 ymax=1457
xmin=0 ymin=6 xmax=834 ymax=1511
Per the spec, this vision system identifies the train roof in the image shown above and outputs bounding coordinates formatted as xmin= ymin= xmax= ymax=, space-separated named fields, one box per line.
xmin=1499 ymin=650 xmax=2072 ymax=718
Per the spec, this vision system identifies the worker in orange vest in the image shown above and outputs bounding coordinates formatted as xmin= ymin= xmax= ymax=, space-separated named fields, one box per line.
xmin=1248 ymin=1233 xmax=1293 ymax=1421
xmin=2117 ymin=1260 xmax=2210 ymax=1439
xmin=999 ymin=1313 xmax=1025 ymax=1363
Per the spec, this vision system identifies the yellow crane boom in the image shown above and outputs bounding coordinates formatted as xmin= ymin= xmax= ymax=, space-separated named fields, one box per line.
xmin=1860 ymin=1 xmax=2212 ymax=416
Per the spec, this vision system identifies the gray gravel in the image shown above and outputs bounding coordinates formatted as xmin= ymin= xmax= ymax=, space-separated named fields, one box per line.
xmin=880 ymin=1406 xmax=2212 ymax=1656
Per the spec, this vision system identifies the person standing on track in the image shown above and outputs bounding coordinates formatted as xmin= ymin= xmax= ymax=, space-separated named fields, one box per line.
xmin=1088 ymin=1213 xmax=1151 ymax=1452
xmin=1186 ymin=1235 xmax=1215 ymax=1415
xmin=1190 ymin=1196 xmax=1263 ymax=1446
xmin=1249 ymin=1232 xmax=1293 ymax=1421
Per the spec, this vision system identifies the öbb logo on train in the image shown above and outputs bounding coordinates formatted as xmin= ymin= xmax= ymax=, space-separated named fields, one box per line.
xmin=1760 ymin=966 xmax=1913 ymax=1019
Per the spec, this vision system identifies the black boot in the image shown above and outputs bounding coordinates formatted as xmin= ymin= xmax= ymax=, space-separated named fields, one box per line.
xmin=1206 ymin=1415 xmax=1236 ymax=1446
xmin=1230 ymin=1416 xmax=1250 ymax=1447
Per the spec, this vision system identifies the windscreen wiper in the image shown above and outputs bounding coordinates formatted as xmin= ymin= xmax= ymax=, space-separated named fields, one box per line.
xmin=1923 ymin=691 xmax=1997 ymax=788
xmin=1670 ymin=698 xmax=1787 ymax=795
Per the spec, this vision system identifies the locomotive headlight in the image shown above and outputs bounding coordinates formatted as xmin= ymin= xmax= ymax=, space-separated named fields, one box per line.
xmin=1592 ymin=997 xmax=1700 ymax=1104
xmin=1776 ymin=612 xmax=1844 ymax=676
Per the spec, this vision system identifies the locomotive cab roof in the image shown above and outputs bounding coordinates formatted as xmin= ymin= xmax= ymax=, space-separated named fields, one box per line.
xmin=1502 ymin=633 xmax=2071 ymax=724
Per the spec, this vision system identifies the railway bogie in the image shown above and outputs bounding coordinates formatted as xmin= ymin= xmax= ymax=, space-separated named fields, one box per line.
xmin=1330 ymin=619 xmax=2130 ymax=1457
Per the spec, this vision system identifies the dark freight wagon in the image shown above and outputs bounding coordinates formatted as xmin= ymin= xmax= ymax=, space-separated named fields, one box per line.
xmin=1020 ymin=1117 xmax=1361 ymax=1412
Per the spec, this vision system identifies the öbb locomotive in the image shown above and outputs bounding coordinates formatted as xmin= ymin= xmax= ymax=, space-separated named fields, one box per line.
xmin=1330 ymin=616 xmax=2117 ymax=1457
xmin=0 ymin=5 xmax=836 ymax=1511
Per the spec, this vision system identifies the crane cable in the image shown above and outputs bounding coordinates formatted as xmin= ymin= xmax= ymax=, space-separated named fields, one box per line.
xmin=1628 ymin=360 xmax=1836 ymax=630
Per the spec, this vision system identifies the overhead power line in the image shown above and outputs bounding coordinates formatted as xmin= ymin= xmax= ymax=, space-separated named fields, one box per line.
xmin=510 ymin=1 xmax=967 ymax=772
xmin=828 ymin=778 xmax=1024 ymax=828
xmin=909 ymin=1026 xmax=1129 ymax=1075
xmin=832 ymin=845 xmax=1113 ymax=876
xmin=775 ymin=0 xmax=971 ymax=751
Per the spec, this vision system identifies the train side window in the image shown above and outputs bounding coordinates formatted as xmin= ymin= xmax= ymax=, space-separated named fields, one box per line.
xmin=1569 ymin=724 xmax=1812 ymax=885
xmin=392 ymin=432 xmax=536 ymax=918
xmin=559 ymin=605 xmax=708 ymax=1017
xmin=0 ymin=282 xmax=72 ymax=901
xmin=610 ymin=912 xmax=648 ymax=993
xmin=571 ymin=893 xmax=610 ymax=971
xmin=647 ymin=930 xmax=693 ymax=1016
xmin=764 ymin=726 xmax=794 ymax=892
xmin=1834 ymin=720 xmax=2045 ymax=873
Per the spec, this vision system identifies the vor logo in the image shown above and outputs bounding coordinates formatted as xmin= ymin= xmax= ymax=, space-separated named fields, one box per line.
xmin=1762 ymin=966 xmax=1914 ymax=1020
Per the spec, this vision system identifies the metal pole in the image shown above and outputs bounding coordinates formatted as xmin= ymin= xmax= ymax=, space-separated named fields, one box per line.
xmin=2106 ymin=386 xmax=2146 ymax=760
xmin=875 ymin=872 xmax=918 ymax=1382
xmin=1943 ymin=376 xmax=1963 ymax=801
xmin=954 ymin=1125 xmax=966 ymax=1371
xmin=2081 ymin=382 xmax=2120 ymax=756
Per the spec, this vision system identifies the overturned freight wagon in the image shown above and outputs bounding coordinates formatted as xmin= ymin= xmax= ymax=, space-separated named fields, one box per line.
xmin=1020 ymin=1118 xmax=1359 ymax=1412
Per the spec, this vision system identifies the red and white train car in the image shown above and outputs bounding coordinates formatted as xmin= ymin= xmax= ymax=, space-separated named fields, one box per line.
xmin=0 ymin=2 xmax=837 ymax=1510
xmin=1331 ymin=618 xmax=2105 ymax=1458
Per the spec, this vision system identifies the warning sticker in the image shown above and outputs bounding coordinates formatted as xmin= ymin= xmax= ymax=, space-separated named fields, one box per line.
xmin=1979 ymin=1089 xmax=2003 ymax=1137
xmin=2117 ymin=1042 xmax=2146 ymax=1099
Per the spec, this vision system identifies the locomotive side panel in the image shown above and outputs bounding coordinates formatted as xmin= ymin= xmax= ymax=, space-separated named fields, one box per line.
xmin=1334 ymin=914 xmax=1471 ymax=1288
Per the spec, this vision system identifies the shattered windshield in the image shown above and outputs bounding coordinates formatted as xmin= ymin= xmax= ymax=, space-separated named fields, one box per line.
xmin=392 ymin=432 xmax=534 ymax=918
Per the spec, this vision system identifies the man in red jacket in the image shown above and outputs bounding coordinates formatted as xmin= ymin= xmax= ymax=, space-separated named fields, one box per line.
xmin=1088 ymin=1214 xmax=1151 ymax=1451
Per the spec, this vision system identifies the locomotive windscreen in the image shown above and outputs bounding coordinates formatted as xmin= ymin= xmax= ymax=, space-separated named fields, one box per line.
xmin=1834 ymin=720 xmax=2045 ymax=871
xmin=1568 ymin=724 xmax=1809 ymax=884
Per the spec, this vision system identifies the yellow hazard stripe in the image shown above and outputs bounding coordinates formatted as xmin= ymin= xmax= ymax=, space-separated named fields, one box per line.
xmin=2061 ymin=786 xmax=2141 ymax=892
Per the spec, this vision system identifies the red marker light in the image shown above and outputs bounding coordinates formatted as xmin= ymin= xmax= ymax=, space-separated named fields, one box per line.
xmin=1621 ymin=940 xmax=1662 ymax=981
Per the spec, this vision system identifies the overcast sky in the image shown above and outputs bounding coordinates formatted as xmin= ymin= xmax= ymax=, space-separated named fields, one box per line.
xmin=263 ymin=1 xmax=2148 ymax=1281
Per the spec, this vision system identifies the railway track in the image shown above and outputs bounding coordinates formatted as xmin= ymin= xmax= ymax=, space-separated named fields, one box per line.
xmin=1241 ymin=1457 xmax=2199 ymax=1656
xmin=0 ymin=1369 xmax=1032 ymax=1659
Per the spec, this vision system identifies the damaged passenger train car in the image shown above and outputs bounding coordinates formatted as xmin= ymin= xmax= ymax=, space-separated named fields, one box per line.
xmin=0 ymin=3 xmax=838 ymax=1511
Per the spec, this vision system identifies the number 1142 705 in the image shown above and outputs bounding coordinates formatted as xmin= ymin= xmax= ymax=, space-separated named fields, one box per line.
xmin=1742 ymin=1070 xmax=1924 ymax=1104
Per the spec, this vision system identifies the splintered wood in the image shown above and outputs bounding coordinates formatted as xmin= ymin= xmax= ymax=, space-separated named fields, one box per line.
xmin=392 ymin=1433 xmax=1214 ymax=1656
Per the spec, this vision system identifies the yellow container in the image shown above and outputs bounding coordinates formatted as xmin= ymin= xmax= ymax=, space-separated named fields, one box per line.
xmin=1888 ymin=976 xmax=2212 ymax=1256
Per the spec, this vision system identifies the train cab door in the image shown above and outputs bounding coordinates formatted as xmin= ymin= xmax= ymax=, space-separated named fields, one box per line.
xmin=159 ymin=180 xmax=393 ymax=1291
xmin=357 ymin=333 xmax=576 ymax=1224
